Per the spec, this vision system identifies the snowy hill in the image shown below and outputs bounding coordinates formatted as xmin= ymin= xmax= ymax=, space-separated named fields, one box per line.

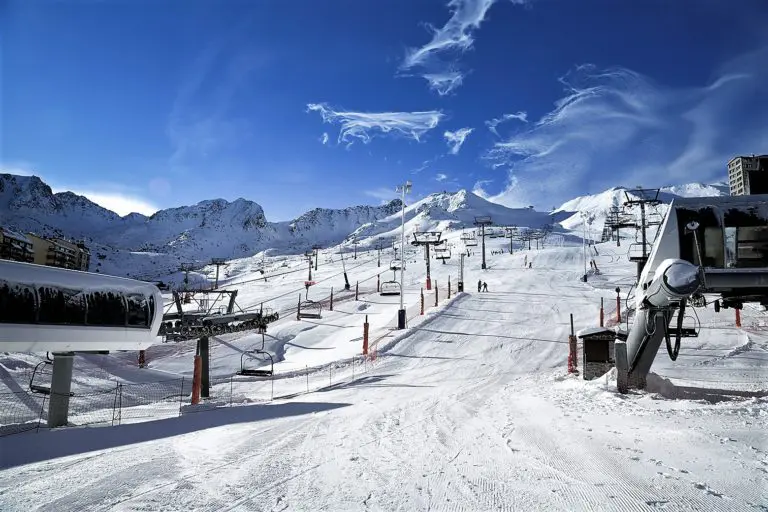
xmin=350 ymin=189 xmax=552 ymax=248
xmin=554 ymin=182 xmax=729 ymax=234
xmin=4 ymin=174 xmax=546 ymax=278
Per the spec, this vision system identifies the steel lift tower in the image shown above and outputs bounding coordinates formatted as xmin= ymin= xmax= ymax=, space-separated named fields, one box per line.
xmin=412 ymin=231 xmax=442 ymax=291
xmin=474 ymin=216 xmax=493 ymax=270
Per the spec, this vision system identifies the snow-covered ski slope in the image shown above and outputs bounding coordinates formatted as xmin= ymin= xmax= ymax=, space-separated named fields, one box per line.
xmin=1 ymin=237 xmax=767 ymax=511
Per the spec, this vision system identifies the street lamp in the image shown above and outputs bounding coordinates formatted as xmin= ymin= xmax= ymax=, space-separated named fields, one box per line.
xmin=580 ymin=211 xmax=589 ymax=282
xmin=395 ymin=180 xmax=412 ymax=329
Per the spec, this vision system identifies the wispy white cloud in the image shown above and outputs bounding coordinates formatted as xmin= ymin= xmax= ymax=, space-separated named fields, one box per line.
xmin=59 ymin=189 xmax=159 ymax=217
xmin=485 ymin=111 xmax=527 ymax=136
xmin=444 ymin=127 xmax=474 ymax=154
xmin=435 ymin=173 xmax=448 ymax=182
xmin=0 ymin=161 xmax=37 ymax=177
xmin=320 ymin=132 xmax=330 ymax=145
xmin=484 ymin=47 xmax=768 ymax=210
xmin=472 ymin=179 xmax=493 ymax=199
xmin=401 ymin=0 xmax=530 ymax=95
xmin=364 ymin=187 xmax=398 ymax=202
xmin=307 ymin=103 xmax=444 ymax=147
xmin=167 ymin=15 xmax=265 ymax=173
xmin=2 ymin=163 xmax=160 ymax=216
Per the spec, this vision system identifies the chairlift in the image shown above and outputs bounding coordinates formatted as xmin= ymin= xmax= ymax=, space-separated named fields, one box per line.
xmin=237 ymin=334 xmax=274 ymax=376
xmin=29 ymin=354 xmax=74 ymax=396
xmin=29 ymin=357 xmax=52 ymax=395
xmin=380 ymin=280 xmax=402 ymax=296
xmin=436 ymin=249 xmax=452 ymax=264
xmin=297 ymin=300 xmax=322 ymax=319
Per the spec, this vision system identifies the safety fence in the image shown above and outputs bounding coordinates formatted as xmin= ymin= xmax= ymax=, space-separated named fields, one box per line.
xmin=0 ymin=283 xmax=460 ymax=438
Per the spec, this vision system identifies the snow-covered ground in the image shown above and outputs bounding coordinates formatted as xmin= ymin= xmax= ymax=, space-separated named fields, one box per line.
xmin=1 ymin=237 xmax=767 ymax=511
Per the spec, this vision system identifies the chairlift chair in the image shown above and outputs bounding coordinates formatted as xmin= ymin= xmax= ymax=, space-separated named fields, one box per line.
xmin=29 ymin=358 xmax=52 ymax=395
xmin=389 ymin=259 xmax=403 ymax=271
xmin=380 ymin=280 xmax=402 ymax=296
xmin=298 ymin=300 xmax=322 ymax=319
xmin=237 ymin=339 xmax=274 ymax=377
xmin=29 ymin=356 xmax=74 ymax=396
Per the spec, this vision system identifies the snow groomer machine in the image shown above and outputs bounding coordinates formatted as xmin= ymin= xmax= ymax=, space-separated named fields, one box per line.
xmin=615 ymin=194 xmax=768 ymax=393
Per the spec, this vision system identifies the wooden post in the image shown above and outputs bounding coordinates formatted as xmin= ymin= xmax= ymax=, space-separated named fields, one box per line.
xmin=448 ymin=276 xmax=451 ymax=299
xmin=363 ymin=315 xmax=369 ymax=355
xmin=377 ymin=273 xmax=380 ymax=292
xmin=435 ymin=281 xmax=438 ymax=307
xmin=420 ymin=288 xmax=424 ymax=315
xmin=599 ymin=297 xmax=604 ymax=327
xmin=735 ymin=308 xmax=741 ymax=328
xmin=297 ymin=293 xmax=302 ymax=321
xmin=330 ymin=287 xmax=334 ymax=311
xmin=568 ymin=313 xmax=578 ymax=374
xmin=355 ymin=281 xmax=359 ymax=301
xmin=616 ymin=292 xmax=621 ymax=322
xmin=138 ymin=350 xmax=146 ymax=368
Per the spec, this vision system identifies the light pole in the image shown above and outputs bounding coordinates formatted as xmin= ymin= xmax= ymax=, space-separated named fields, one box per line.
xmin=580 ymin=211 xmax=589 ymax=282
xmin=396 ymin=180 xmax=412 ymax=329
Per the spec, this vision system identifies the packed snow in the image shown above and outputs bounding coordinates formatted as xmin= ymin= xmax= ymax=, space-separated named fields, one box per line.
xmin=1 ymin=232 xmax=766 ymax=511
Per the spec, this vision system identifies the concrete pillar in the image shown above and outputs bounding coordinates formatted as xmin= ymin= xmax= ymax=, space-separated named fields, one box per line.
xmin=48 ymin=352 xmax=75 ymax=428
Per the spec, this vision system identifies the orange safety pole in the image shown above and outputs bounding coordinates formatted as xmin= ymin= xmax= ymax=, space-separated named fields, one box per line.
xmin=420 ymin=288 xmax=424 ymax=315
xmin=735 ymin=308 xmax=741 ymax=328
xmin=192 ymin=355 xmax=202 ymax=405
xmin=363 ymin=315 xmax=369 ymax=355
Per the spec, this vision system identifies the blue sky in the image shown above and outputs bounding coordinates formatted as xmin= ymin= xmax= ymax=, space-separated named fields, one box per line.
xmin=3 ymin=0 xmax=768 ymax=219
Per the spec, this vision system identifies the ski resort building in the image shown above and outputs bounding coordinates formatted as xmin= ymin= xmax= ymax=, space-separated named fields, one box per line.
xmin=728 ymin=154 xmax=768 ymax=196
xmin=27 ymin=233 xmax=91 ymax=271
xmin=0 ymin=227 xmax=34 ymax=263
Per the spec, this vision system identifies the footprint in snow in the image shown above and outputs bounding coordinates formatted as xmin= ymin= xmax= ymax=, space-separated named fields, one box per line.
xmin=694 ymin=482 xmax=725 ymax=498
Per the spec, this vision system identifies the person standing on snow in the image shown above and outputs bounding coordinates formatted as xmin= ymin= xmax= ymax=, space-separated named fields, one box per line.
xmin=477 ymin=280 xmax=482 ymax=292
xmin=482 ymin=282 xmax=488 ymax=292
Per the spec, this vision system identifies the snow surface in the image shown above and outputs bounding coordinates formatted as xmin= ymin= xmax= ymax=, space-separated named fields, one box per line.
xmin=1 ymin=237 xmax=766 ymax=511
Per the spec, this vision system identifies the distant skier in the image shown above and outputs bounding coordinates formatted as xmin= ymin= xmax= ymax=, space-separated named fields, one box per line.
xmin=528 ymin=262 xmax=532 ymax=269
xmin=477 ymin=280 xmax=482 ymax=292
xmin=482 ymin=282 xmax=488 ymax=292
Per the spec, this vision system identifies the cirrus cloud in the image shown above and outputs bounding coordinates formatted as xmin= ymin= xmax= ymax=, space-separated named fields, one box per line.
xmin=401 ymin=0 xmax=531 ymax=95
xmin=444 ymin=127 xmax=474 ymax=154
xmin=307 ymin=103 xmax=444 ymax=147
xmin=484 ymin=47 xmax=768 ymax=210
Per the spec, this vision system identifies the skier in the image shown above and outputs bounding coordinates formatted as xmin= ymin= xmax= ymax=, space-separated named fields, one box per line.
xmin=482 ymin=282 xmax=488 ymax=292
xmin=528 ymin=262 xmax=532 ymax=269
xmin=477 ymin=280 xmax=482 ymax=292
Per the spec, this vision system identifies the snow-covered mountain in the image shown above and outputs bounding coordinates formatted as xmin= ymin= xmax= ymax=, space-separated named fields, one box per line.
xmin=348 ymin=189 xmax=552 ymax=249
xmin=553 ymin=182 xmax=730 ymax=233
xmin=0 ymin=174 xmax=406 ymax=277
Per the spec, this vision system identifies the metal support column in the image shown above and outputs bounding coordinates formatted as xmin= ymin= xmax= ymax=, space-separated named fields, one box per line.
xmin=48 ymin=352 xmax=75 ymax=428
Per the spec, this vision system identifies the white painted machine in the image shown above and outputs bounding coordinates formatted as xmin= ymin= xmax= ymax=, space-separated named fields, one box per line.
xmin=615 ymin=194 xmax=768 ymax=393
